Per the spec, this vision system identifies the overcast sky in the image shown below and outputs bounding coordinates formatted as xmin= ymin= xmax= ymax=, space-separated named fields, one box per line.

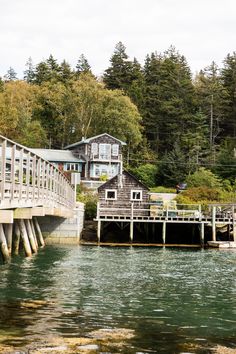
xmin=0 ymin=0 xmax=235 ymax=78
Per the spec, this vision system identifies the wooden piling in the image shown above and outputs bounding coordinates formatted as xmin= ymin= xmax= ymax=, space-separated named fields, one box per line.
xmin=25 ymin=219 xmax=37 ymax=253
xmin=162 ymin=222 xmax=166 ymax=244
xmin=200 ymin=222 xmax=204 ymax=247
xmin=232 ymin=206 xmax=236 ymax=242
xmin=130 ymin=221 xmax=134 ymax=243
xmin=33 ymin=217 xmax=45 ymax=247
xmin=30 ymin=219 xmax=38 ymax=249
xmin=12 ymin=222 xmax=21 ymax=255
xmin=97 ymin=220 xmax=101 ymax=243
xmin=17 ymin=219 xmax=32 ymax=257
xmin=0 ymin=224 xmax=10 ymax=262
xmin=212 ymin=206 xmax=216 ymax=241
xmin=4 ymin=224 xmax=13 ymax=254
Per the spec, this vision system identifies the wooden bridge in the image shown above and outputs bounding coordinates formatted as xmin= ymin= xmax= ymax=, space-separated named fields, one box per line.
xmin=96 ymin=202 xmax=236 ymax=246
xmin=0 ymin=135 xmax=76 ymax=262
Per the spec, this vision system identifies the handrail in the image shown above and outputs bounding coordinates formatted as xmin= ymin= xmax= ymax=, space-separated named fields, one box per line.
xmin=97 ymin=202 xmax=236 ymax=220
xmin=0 ymin=135 xmax=75 ymax=209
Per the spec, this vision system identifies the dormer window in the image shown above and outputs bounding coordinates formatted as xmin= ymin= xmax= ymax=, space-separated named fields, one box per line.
xmin=131 ymin=190 xmax=142 ymax=201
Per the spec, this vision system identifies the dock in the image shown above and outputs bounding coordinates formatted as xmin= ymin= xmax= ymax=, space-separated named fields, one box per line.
xmin=95 ymin=203 xmax=236 ymax=247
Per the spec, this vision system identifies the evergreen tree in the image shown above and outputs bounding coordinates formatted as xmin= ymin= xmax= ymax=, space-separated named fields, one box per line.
xmin=143 ymin=47 xmax=196 ymax=154
xmin=126 ymin=57 xmax=145 ymax=108
xmin=75 ymin=54 xmax=92 ymax=77
xmin=23 ymin=57 xmax=35 ymax=83
xmin=220 ymin=52 xmax=236 ymax=137
xmin=59 ymin=60 xmax=74 ymax=83
xmin=34 ymin=55 xmax=60 ymax=84
xmin=34 ymin=61 xmax=51 ymax=84
xmin=103 ymin=42 xmax=134 ymax=91
xmin=194 ymin=62 xmax=228 ymax=149
xmin=157 ymin=143 xmax=194 ymax=186
xmin=4 ymin=67 xmax=17 ymax=81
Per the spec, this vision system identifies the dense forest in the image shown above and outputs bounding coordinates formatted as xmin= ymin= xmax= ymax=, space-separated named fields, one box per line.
xmin=1 ymin=42 xmax=236 ymax=190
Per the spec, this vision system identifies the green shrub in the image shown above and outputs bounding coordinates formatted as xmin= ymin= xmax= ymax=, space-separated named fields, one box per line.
xmin=176 ymin=186 xmax=221 ymax=203
xmin=129 ymin=164 xmax=158 ymax=188
xmin=186 ymin=167 xmax=221 ymax=189
xmin=77 ymin=191 xmax=98 ymax=220
xmin=99 ymin=174 xmax=108 ymax=181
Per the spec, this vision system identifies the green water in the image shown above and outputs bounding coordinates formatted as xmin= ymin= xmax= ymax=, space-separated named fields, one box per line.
xmin=0 ymin=246 xmax=236 ymax=353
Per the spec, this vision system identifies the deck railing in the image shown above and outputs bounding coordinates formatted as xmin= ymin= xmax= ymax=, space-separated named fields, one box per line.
xmin=97 ymin=202 xmax=236 ymax=222
xmin=0 ymin=135 xmax=75 ymax=209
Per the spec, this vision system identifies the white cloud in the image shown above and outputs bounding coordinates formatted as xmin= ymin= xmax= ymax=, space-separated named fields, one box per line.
xmin=0 ymin=0 xmax=235 ymax=78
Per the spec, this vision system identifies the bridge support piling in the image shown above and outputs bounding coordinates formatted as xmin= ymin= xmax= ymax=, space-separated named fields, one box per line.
xmin=0 ymin=224 xmax=10 ymax=262
xmin=18 ymin=219 xmax=32 ymax=257
xmin=25 ymin=220 xmax=37 ymax=253
xmin=30 ymin=219 xmax=38 ymax=249
xmin=13 ymin=222 xmax=21 ymax=255
xmin=33 ymin=217 xmax=45 ymax=247
xmin=4 ymin=224 xmax=13 ymax=254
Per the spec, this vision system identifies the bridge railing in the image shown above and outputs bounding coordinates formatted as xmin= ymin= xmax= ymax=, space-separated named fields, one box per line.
xmin=0 ymin=135 xmax=75 ymax=209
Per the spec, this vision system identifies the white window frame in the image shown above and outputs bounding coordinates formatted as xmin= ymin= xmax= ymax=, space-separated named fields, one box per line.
xmin=112 ymin=144 xmax=119 ymax=156
xmin=105 ymin=189 xmax=117 ymax=200
xmin=130 ymin=189 xmax=143 ymax=201
xmin=91 ymin=142 xmax=98 ymax=155
xmin=99 ymin=143 xmax=111 ymax=160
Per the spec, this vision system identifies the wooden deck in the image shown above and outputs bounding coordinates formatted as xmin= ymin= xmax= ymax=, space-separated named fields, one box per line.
xmin=95 ymin=202 xmax=236 ymax=246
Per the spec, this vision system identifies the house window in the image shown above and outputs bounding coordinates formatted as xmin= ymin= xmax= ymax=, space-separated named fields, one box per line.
xmin=131 ymin=190 xmax=142 ymax=201
xmin=112 ymin=144 xmax=119 ymax=156
xmin=105 ymin=189 xmax=117 ymax=200
xmin=91 ymin=143 xmax=98 ymax=155
xmin=65 ymin=163 xmax=79 ymax=171
xmin=99 ymin=144 xmax=111 ymax=160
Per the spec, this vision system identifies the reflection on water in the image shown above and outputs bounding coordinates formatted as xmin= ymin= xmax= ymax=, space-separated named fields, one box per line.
xmin=0 ymin=246 xmax=236 ymax=353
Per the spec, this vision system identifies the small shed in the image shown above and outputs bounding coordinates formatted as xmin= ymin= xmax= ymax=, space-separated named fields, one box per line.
xmin=97 ymin=170 xmax=149 ymax=218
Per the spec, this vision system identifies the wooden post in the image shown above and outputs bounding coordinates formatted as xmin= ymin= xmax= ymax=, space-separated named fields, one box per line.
xmin=4 ymin=224 xmax=13 ymax=254
xmin=12 ymin=222 xmax=21 ymax=255
xmin=33 ymin=217 xmax=45 ymax=247
xmin=232 ymin=205 xmax=236 ymax=242
xmin=97 ymin=220 xmax=101 ymax=243
xmin=162 ymin=221 xmax=166 ymax=244
xmin=25 ymin=219 xmax=37 ymax=253
xmin=0 ymin=224 xmax=10 ymax=262
xmin=212 ymin=206 xmax=216 ymax=241
xmin=200 ymin=222 xmax=204 ymax=247
xmin=17 ymin=219 xmax=32 ymax=257
xmin=130 ymin=221 xmax=134 ymax=243
xmin=30 ymin=219 xmax=38 ymax=249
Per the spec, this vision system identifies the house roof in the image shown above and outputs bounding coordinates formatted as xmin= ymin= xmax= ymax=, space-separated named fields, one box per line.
xmin=65 ymin=133 xmax=127 ymax=149
xmin=30 ymin=149 xmax=85 ymax=163
xmin=98 ymin=170 xmax=149 ymax=191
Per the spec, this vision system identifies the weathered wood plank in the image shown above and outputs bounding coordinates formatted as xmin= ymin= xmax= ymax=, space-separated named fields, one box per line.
xmin=14 ymin=208 xmax=32 ymax=219
xmin=0 ymin=210 xmax=13 ymax=224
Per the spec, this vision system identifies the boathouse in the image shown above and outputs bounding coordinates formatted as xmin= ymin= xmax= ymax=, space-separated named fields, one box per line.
xmin=97 ymin=170 xmax=149 ymax=216
xmin=96 ymin=170 xmax=236 ymax=246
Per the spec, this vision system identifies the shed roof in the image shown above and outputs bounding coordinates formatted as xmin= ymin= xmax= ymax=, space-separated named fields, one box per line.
xmin=65 ymin=133 xmax=127 ymax=149
xmin=98 ymin=170 xmax=149 ymax=191
xmin=30 ymin=149 xmax=85 ymax=163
